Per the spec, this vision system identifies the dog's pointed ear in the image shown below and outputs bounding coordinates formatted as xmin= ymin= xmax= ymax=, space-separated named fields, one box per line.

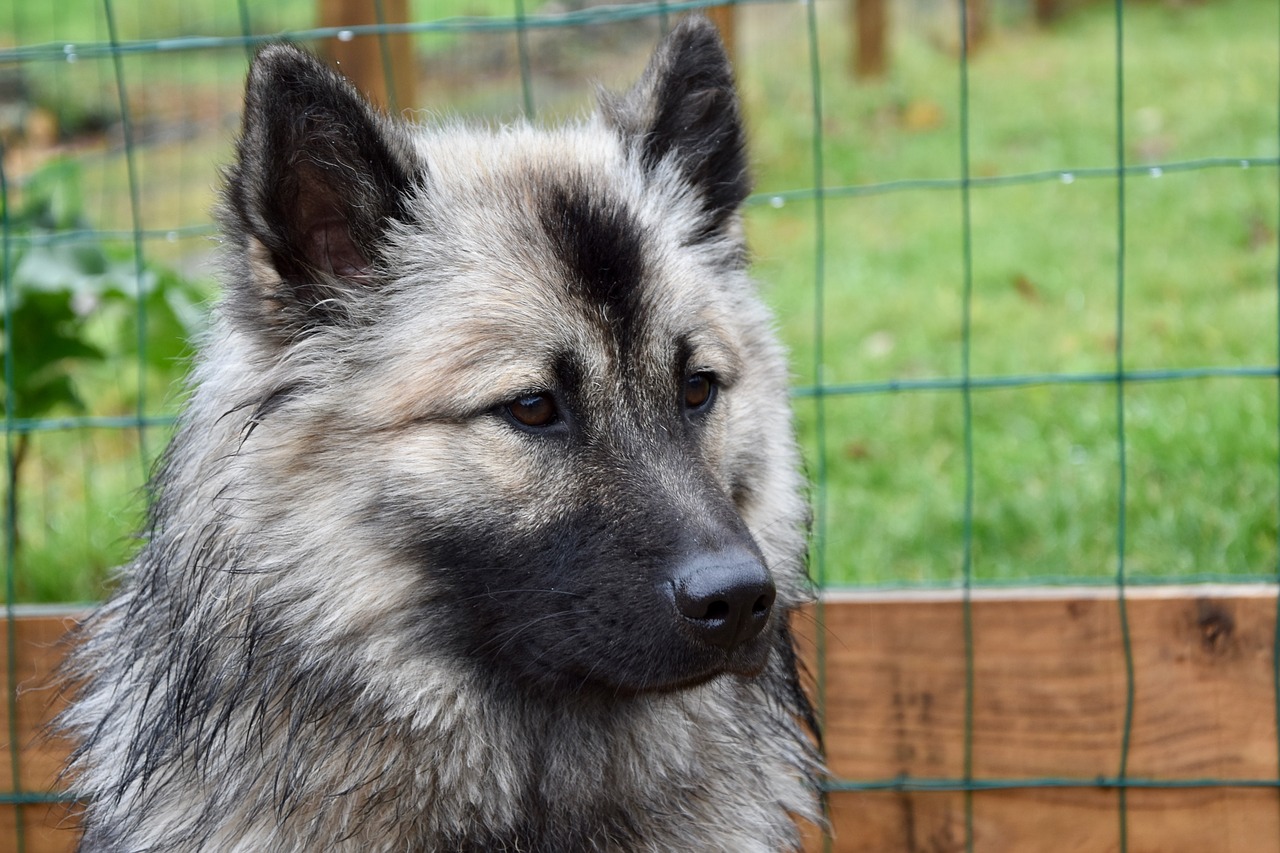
xmin=602 ymin=16 xmax=749 ymax=240
xmin=222 ymin=44 xmax=420 ymax=339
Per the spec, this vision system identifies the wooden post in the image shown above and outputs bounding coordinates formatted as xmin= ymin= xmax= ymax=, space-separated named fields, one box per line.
xmin=1033 ymin=0 xmax=1061 ymax=24
xmin=318 ymin=0 xmax=416 ymax=114
xmin=704 ymin=4 xmax=737 ymax=66
xmin=965 ymin=0 xmax=989 ymax=52
xmin=851 ymin=0 xmax=889 ymax=79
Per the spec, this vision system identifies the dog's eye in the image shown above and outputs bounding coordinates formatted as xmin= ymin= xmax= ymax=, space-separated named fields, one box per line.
xmin=506 ymin=393 xmax=559 ymax=428
xmin=684 ymin=373 xmax=716 ymax=413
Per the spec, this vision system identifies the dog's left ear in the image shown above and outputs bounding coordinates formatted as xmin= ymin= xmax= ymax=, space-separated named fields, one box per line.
xmin=602 ymin=16 xmax=750 ymax=241
xmin=222 ymin=44 xmax=420 ymax=340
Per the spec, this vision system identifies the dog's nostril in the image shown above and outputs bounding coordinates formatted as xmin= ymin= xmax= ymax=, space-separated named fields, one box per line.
xmin=704 ymin=599 xmax=731 ymax=621
xmin=669 ymin=548 xmax=776 ymax=651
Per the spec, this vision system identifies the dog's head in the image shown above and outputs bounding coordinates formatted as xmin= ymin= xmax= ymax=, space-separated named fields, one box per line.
xmin=214 ymin=18 xmax=809 ymax=697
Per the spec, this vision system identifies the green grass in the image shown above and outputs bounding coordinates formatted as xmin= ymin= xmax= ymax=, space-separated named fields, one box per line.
xmin=2 ymin=0 xmax=1278 ymax=600
xmin=739 ymin=0 xmax=1280 ymax=586
xmin=9 ymin=427 xmax=155 ymax=602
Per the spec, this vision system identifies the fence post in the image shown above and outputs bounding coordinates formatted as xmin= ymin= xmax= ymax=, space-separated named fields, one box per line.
xmin=966 ymin=0 xmax=988 ymax=50
xmin=850 ymin=0 xmax=889 ymax=78
xmin=705 ymin=4 xmax=737 ymax=65
xmin=1033 ymin=0 xmax=1060 ymax=24
xmin=317 ymin=0 xmax=416 ymax=114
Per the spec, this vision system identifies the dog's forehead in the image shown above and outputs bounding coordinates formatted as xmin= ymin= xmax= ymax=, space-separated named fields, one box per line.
xmin=419 ymin=124 xmax=654 ymax=270
xmin=367 ymin=126 xmax=746 ymax=421
xmin=400 ymin=123 xmax=728 ymax=349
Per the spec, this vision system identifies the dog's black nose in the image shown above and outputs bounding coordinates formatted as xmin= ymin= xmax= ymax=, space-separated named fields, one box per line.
xmin=670 ymin=549 xmax=776 ymax=650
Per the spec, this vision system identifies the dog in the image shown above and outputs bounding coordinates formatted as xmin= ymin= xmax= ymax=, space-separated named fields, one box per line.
xmin=60 ymin=16 xmax=821 ymax=851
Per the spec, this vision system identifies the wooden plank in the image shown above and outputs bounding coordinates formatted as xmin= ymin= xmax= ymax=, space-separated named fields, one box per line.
xmin=5 ymin=588 xmax=1280 ymax=851
xmin=821 ymin=786 xmax=1280 ymax=853
xmin=0 ymin=803 xmax=78 ymax=853
xmin=0 ymin=608 xmax=83 ymax=853
xmin=797 ymin=586 xmax=1280 ymax=851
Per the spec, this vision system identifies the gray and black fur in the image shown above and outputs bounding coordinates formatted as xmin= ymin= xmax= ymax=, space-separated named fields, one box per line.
xmin=61 ymin=17 xmax=821 ymax=852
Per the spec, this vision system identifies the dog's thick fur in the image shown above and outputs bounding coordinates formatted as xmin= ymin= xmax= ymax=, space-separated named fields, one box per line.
xmin=61 ymin=18 xmax=820 ymax=852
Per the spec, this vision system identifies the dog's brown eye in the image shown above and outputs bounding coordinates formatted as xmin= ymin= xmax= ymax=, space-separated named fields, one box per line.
xmin=507 ymin=394 xmax=558 ymax=428
xmin=684 ymin=373 xmax=715 ymax=412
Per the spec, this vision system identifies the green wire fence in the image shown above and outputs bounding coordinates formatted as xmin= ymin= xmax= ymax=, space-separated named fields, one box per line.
xmin=1 ymin=0 xmax=1278 ymax=850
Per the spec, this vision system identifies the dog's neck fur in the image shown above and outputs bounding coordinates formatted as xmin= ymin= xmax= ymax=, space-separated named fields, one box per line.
xmin=73 ymin=576 xmax=817 ymax=852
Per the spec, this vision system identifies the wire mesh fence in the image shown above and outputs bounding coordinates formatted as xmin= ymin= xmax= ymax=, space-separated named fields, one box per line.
xmin=0 ymin=0 xmax=1278 ymax=850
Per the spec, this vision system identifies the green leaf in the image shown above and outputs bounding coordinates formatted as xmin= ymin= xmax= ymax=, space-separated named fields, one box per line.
xmin=22 ymin=159 xmax=86 ymax=231
xmin=12 ymin=243 xmax=108 ymax=293
xmin=2 ymin=290 xmax=105 ymax=418
xmin=118 ymin=268 xmax=206 ymax=366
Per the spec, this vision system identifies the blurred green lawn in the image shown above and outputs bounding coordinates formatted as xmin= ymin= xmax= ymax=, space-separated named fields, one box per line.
xmin=740 ymin=0 xmax=1280 ymax=586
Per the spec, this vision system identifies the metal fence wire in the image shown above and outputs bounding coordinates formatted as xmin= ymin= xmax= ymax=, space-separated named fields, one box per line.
xmin=1 ymin=0 xmax=1278 ymax=850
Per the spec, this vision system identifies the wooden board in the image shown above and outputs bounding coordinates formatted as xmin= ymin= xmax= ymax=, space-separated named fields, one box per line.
xmin=3 ymin=588 xmax=1279 ymax=852
xmin=0 ymin=607 xmax=82 ymax=853
xmin=798 ymin=586 xmax=1280 ymax=852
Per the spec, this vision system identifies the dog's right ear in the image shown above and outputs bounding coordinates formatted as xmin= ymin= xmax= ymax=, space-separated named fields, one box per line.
xmin=602 ymin=17 xmax=749 ymax=244
xmin=221 ymin=44 xmax=420 ymax=342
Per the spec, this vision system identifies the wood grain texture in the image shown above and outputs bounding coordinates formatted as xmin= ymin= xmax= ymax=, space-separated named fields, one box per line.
xmin=0 ymin=608 xmax=82 ymax=853
xmin=797 ymin=586 xmax=1280 ymax=852
xmin=4 ymin=588 xmax=1279 ymax=852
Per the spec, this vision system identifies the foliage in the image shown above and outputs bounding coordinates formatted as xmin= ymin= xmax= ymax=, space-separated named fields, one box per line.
xmin=3 ymin=159 xmax=205 ymax=597
xmin=3 ymin=160 xmax=204 ymax=417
